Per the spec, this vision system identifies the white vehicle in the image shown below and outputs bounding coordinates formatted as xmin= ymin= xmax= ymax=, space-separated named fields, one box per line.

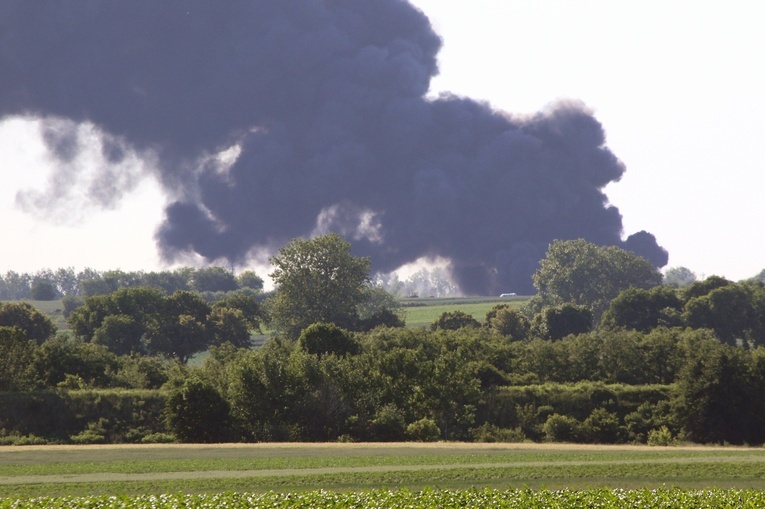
xmin=499 ymin=293 xmax=516 ymax=297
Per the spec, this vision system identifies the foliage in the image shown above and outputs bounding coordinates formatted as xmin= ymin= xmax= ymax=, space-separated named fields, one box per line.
xmin=68 ymin=287 xmax=256 ymax=362
xmin=484 ymin=305 xmax=529 ymax=340
xmin=191 ymin=266 xmax=238 ymax=293
xmin=9 ymin=488 xmax=765 ymax=509
xmin=298 ymin=322 xmax=360 ymax=358
xmin=430 ymin=310 xmax=480 ymax=331
xmin=663 ymin=266 xmax=697 ymax=287
xmin=33 ymin=336 xmax=120 ymax=388
xmin=165 ymin=378 xmax=232 ymax=443
xmin=236 ymin=270 xmax=264 ymax=291
xmin=672 ymin=336 xmax=765 ymax=444
xmin=30 ymin=279 xmax=58 ymax=300
xmin=601 ymin=286 xmax=683 ymax=332
xmin=0 ymin=326 xmax=37 ymax=391
xmin=0 ymin=301 xmax=57 ymax=344
xmin=531 ymin=238 xmax=663 ymax=320
xmin=92 ymin=314 xmax=146 ymax=355
xmin=268 ymin=233 xmax=373 ymax=338
xmin=406 ymin=417 xmax=441 ymax=442
xmin=682 ymin=281 xmax=765 ymax=345
xmin=542 ymin=413 xmax=581 ymax=442
xmin=530 ymin=304 xmax=593 ymax=340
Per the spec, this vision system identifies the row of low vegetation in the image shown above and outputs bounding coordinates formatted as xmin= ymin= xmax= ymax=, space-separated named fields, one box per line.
xmin=2 ymin=321 xmax=763 ymax=446
xmin=2 ymin=235 xmax=765 ymax=446
xmin=6 ymin=488 xmax=765 ymax=509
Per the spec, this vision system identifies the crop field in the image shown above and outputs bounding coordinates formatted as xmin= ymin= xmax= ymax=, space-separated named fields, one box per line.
xmin=2 ymin=442 xmax=765 ymax=502
xmin=401 ymin=296 xmax=527 ymax=328
xmin=5 ymin=487 xmax=765 ymax=509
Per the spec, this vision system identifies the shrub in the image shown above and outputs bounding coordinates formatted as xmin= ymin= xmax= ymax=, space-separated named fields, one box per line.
xmin=647 ymin=425 xmax=677 ymax=446
xmin=298 ymin=322 xmax=360 ymax=358
xmin=165 ymin=378 xmax=231 ymax=443
xmin=471 ymin=423 xmax=526 ymax=443
xmin=542 ymin=413 xmax=581 ymax=442
xmin=406 ymin=417 xmax=441 ymax=442
xmin=141 ymin=432 xmax=178 ymax=444
xmin=581 ymin=407 xmax=625 ymax=443
xmin=370 ymin=404 xmax=407 ymax=441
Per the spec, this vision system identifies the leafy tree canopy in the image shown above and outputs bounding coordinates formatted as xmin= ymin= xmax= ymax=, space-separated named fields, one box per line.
xmin=531 ymin=239 xmax=663 ymax=321
xmin=0 ymin=302 xmax=57 ymax=344
xmin=601 ymin=286 xmax=683 ymax=332
xmin=268 ymin=233 xmax=375 ymax=338
xmin=430 ymin=310 xmax=480 ymax=331
xmin=663 ymin=266 xmax=697 ymax=288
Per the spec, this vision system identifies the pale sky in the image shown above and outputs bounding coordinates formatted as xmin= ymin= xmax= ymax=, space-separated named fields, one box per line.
xmin=1 ymin=0 xmax=763 ymax=282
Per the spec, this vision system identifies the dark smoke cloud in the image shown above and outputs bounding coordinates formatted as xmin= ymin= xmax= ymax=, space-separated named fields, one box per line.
xmin=0 ymin=0 xmax=667 ymax=294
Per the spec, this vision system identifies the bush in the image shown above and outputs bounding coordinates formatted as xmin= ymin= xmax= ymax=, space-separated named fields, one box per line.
xmin=69 ymin=429 xmax=107 ymax=444
xmin=430 ymin=310 xmax=480 ymax=331
xmin=370 ymin=404 xmax=407 ymax=441
xmin=647 ymin=426 xmax=676 ymax=446
xmin=298 ymin=322 xmax=360 ymax=358
xmin=471 ymin=423 xmax=526 ymax=443
xmin=406 ymin=417 xmax=441 ymax=442
xmin=165 ymin=378 xmax=232 ymax=443
xmin=542 ymin=413 xmax=581 ymax=442
xmin=141 ymin=432 xmax=178 ymax=444
xmin=581 ymin=407 xmax=625 ymax=443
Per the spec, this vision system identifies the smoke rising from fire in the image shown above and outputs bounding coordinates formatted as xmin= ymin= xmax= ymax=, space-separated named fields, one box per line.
xmin=0 ymin=0 xmax=667 ymax=294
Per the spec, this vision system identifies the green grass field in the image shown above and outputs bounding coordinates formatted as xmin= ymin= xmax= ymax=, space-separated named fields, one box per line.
xmin=401 ymin=296 xmax=527 ymax=328
xmin=2 ymin=443 xmax=765 ymax=498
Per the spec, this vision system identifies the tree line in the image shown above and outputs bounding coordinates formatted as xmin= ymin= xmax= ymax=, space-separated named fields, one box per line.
xmin=1 ymin=235 xmax=765 ymax=446
xmin=0 ymin=266 xmax=264 ymax=301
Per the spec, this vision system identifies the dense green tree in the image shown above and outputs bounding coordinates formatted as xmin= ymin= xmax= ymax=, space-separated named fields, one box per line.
xmin=484 ymin=305 xmax=529 ymax=340
xmin=0 ymin=301 xmax=57 ymax=344
xmin=672 ymin=336 xmax=761 ymax=444
xmin=430 ymin=310 xmax=480 ymax=331
xmin=683 ymin=282 xmax=765 ymax=345
xmin=268 ymin=234 xmax=372 ymax=338
xmin=0 ymin=271 xmax=32 ymax=299
xmin=601 ymin=286 xmax=683 ymax=332
xmin=147 ymin=315 xmax=209 ymax=363
xmin=32 ymin=336 xmax=119 ymax=388
xmin=92 ymin=314 xmax=146 ymax=356
xmin=208 ymin=306 xmax=252 ymax=348
xmin=192 ymin=267 xmax=238 ymax=293
xmin=298 ymin=322 xmax=360 ymax=358
xmin=0 ymin=326 xmax=37 ymax=391
xmin=30 ymin=279 xmax=58 ymax=300
xmin=212 ymin=293 xmax=265 ymax=332
xmin=142 ymin=268 xmax=195 ymax=294
xmin=682 ymin=275 xmax=731 ymax=301
xmin=530 ymin=304 xmax=593 ymax=341
xmin=531 ymin=239 xmax=663 ymax=321
xmin=663 ymin=266 xmax=697 ymax=288
xmin=236 ymin=270 xmax=264 ymax=291
xmin=165 ymin=378 xmax=232 ymax=443
xmin=67 ymin=287 xmax=165 ymax=343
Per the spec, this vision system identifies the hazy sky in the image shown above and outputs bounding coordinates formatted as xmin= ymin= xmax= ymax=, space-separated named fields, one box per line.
xmin=1 ymin=0 xmax=763 ymax=282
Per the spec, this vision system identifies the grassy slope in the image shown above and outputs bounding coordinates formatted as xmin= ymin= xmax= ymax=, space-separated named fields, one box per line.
xmin=2 ymin=443 xmax=765 ymax=497
xmin=401 ymin=296 xmax=527 ymax=329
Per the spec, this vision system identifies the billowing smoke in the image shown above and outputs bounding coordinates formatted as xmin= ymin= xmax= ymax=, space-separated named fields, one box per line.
xmin=0 ymin=0 xmax=667 ymax=295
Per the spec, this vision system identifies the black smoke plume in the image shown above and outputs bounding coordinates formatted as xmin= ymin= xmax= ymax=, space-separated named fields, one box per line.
xmin=0 ymin=0 xmax=667 ymax=295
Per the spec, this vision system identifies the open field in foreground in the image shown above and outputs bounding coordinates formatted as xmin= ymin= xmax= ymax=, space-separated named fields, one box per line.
xmin=2 ymin=442 xmax=765 ymax=498
xmin=5 ymin=487 xmax=765 ymax=509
